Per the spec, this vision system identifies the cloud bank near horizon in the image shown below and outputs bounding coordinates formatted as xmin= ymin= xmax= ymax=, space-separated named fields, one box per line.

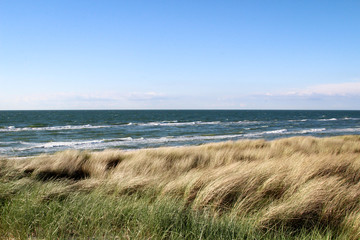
xmin=264 ymin=81 xmax=360 ymax=97
xmin=1 ymin=81 xmax=360 ymax=110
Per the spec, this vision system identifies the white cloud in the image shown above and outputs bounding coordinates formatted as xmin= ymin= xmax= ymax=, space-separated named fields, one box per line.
xmin=0 ymin=91 xmax=172 ymax=110
xmin=246 ymin=81 xmax=360 ymax=110
xmin=127 ymin=92 xmax=166 ymax=101
xmin=272 ymin=81 xmax=360 ymax=97
xmin=2 ymin=82 xmax=359 ymax=110
xmin=11 ymin=91 xmax=168 ymax=103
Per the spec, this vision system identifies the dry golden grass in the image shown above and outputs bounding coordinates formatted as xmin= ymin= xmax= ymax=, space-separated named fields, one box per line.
xmin=8 ymin=135 xmax=360 ymax=236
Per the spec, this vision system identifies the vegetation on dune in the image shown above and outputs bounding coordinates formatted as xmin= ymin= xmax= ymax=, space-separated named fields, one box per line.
xmin=1 ymin=135 xmax=360 ymax=239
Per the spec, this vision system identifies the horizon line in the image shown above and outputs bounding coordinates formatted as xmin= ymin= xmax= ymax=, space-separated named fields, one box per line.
xmin=1 ymin=109 xmax=360 ymax=111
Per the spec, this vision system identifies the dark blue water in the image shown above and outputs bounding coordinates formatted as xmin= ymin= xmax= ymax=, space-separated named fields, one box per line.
xmin=1 ymin=110 xmax=360 ymax=157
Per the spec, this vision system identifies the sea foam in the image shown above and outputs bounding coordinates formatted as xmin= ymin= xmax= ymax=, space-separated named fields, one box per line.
xmin=0 ymin=124 xmax=111 ymax=132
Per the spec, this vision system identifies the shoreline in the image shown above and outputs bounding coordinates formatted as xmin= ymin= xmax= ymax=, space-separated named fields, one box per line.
xmin=2 ymin=134 xmax=360 ymax=159
xmin=2 ymin=110 xmax=360 ymax=158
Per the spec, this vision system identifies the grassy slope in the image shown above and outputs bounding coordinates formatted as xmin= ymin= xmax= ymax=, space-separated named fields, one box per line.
xmin=1 ymin=135 xmax=360 ymax=239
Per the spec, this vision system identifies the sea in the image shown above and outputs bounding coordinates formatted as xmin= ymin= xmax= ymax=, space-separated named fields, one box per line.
xmin=1 ymin=110 xmax=360 ymax=157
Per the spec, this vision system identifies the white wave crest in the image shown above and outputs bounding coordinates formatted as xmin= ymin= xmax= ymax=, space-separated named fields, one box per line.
xmin=318 ymin=118 xmax=337 ymax=121
xmin=0 ymin=124 xmax=111 ymax=132
xmin=288 ymin=119 xmax=308 ymax=122
xmin=325 ymin=128 xmax=360 ymax=133
xmin=17 ymin=139 xmax=105 ymax=151
xmin=342 ymin=117 xmax=360 ymax=121
xmin=128 ymin=120 xmax=263 ymax=127
xmin=296 ymin=128 xmax=326 ymax=134
xmin=133 ymin=121 xmax=222 ymax=127
xmin=263 ymin=129 xmax=287 ymax=134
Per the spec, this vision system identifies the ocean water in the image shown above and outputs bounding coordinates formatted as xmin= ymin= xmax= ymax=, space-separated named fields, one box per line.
xmin=1 ymin=110 xmax=360 ymax=157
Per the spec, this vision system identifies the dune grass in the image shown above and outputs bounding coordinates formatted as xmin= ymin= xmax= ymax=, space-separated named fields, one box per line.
xmin=1 ymin=135 xmax=360 ymax=239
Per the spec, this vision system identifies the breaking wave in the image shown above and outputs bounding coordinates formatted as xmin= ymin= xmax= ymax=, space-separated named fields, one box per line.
xmin=0 ymin=124 xmax=111 ymax=132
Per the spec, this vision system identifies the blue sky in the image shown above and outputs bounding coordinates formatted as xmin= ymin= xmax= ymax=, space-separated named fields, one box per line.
xmin=1 ymin=0 xmax=359 ymax=110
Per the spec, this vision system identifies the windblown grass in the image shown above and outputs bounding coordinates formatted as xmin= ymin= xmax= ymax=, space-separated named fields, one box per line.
xmin=2 ymin=135 xmax=360 ymax=239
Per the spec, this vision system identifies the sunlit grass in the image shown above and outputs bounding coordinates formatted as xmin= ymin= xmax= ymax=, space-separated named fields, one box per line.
xmin=1 ymin=135 xmax=360 ymax=239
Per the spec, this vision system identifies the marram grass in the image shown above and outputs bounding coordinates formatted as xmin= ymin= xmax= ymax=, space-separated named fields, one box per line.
xmin=1 ymin=135 xmax=360 ymax=239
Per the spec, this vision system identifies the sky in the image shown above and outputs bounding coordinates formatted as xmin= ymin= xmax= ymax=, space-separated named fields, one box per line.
xmin=1 ymin=0 xmax=359 ymax=110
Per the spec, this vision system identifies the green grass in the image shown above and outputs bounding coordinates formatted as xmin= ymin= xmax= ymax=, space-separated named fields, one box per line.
xmin=2 ymin=136 xmax=360 ymax=239
xmin=0 ymin=170 xmax=340 ymax=239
